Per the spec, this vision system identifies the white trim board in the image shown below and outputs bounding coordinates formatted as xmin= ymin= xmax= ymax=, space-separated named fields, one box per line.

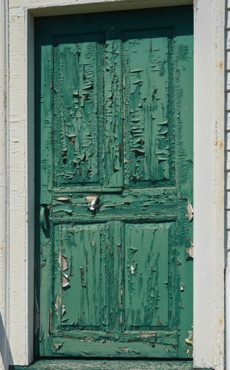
xmin=0 ymin=0 xmax=225 ymax=369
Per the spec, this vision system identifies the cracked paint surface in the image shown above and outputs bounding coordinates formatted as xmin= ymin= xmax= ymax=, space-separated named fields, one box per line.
xmin=54 ymin=37 xmax=102 ymax=185
xmin=124 ymin=31 xmax=172 ymax=186
xmin=36 ymin=7 xmax=193 ymax=360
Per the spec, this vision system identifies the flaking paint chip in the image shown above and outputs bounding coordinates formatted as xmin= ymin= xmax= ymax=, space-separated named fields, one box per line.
xmin=86 ymin=195 xmax=100 ymax=211
xmin=186 ymin=200 xmax=194 ymax=222
xmin=186 ymin=239 xmax=194 ymax=259
xmin=62 ymin=274 xmax=70 ymax=288
xmin=186 ymin=248 xmax=194 ymax=259
xmin=56 ymin=196 xmax=70 ymax=202
xmin=86 ymin=195 xmax=95 ymax=203
xmin=185 ymin=330 xmax=193 ymax=346
xmin=58 ymin=254 xmax=68 ymax=271
xmin=54 ymin=343 xmax=63 ymax=350
xmin=55 ymin=295 xmax=60 ymax=310
xmin=62 ymin=256 xmax=68 ymax=271
xmin=130 ymin=265 xmax=135 ymax=274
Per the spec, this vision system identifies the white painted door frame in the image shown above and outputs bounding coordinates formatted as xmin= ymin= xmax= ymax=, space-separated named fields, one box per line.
xmin=0 ymin=0 xmax=225 ymax=369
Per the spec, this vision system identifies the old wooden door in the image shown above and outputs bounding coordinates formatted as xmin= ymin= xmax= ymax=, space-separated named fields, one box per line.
xmin=35 ymin=7 xmax=193 ymax=359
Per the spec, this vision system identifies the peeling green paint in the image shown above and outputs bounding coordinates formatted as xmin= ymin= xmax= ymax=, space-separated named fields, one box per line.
xmin=35 ymin=6 xmax=193 ymax=360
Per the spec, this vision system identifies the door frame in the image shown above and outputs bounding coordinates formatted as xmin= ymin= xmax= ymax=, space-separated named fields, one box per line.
xmin=0 ymin=0 xmax=225 ymax=369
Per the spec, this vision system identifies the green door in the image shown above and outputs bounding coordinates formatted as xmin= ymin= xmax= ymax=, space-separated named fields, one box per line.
xmin=35 ymin=7 xmax=193 ymax=359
